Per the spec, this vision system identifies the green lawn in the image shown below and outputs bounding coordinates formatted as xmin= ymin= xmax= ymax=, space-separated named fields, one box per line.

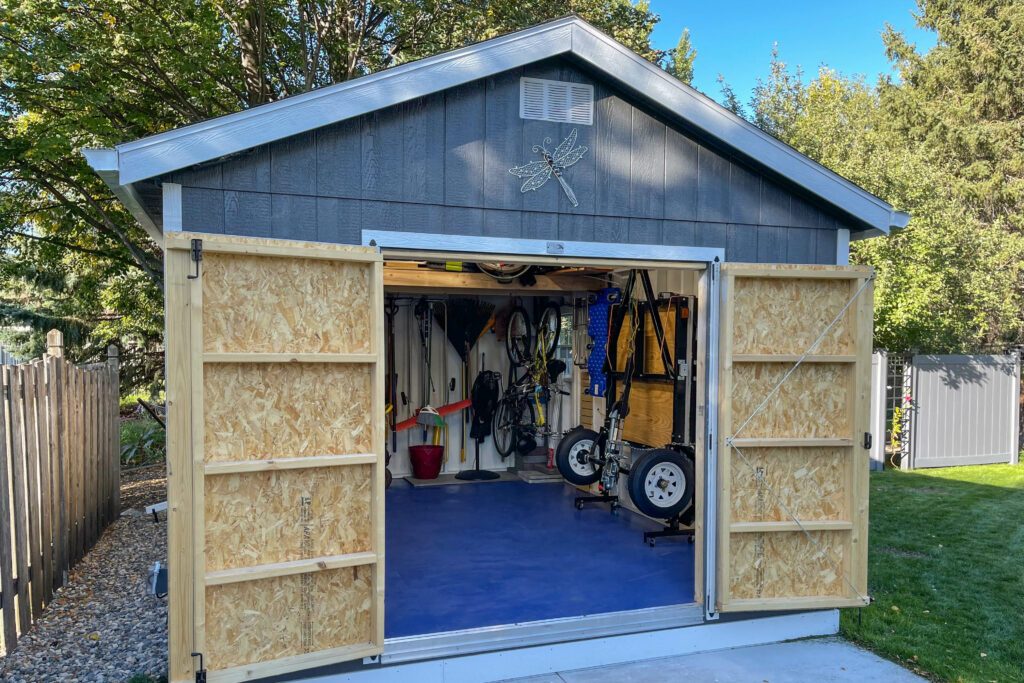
xmin=840 ymin=464 xmax=1024 ymax=682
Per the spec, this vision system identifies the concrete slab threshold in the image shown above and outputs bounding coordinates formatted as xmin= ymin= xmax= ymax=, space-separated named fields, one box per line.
xmin=302 ymin=610 xmax=849 ymax=682
xmin=505 ymin=636 xmax=923 ymax=682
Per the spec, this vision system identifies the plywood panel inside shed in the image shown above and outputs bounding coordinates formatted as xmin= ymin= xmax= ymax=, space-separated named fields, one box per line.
xmin=205 ymin=565 xmax=374 ymax=672
xmin=642 ymin=304 xmax=677 ymax=374
xmin=729 ymin=447 xmax=847 ymax=522
xmin=202 ymin=252 xmax=373 ymax=354
xmin=204 ymin=362 xmax=374 ymax=462
xmin=730 ymin=363 xmax=849 ymax=439
xmin=728 ymin=530 xmax=847 ymax=600
xmin=205 ymin=464 xmax=372 ymax=572
xmin=732 ymin=277 xmax=853 ymax=356
xmin=621 ymin=380 xmax=673 ymax=446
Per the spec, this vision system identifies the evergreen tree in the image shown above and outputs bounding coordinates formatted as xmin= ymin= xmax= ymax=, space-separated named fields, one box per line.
xmin=665 ymin=28 xmax=697 ymax=84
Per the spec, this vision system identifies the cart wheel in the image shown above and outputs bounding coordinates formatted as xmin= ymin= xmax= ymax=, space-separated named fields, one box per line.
xmin=688 ymin=536 xmax=695 ymax=544
xmin=555 ymin=427 xmax=601 ymax=486
xmin=610 ymin=501 xmax=619 ymax=514
xmin=574 ymin=499 xmax=584 ymax=510
xmin=627 ymin=448 xmax=695 ymax=519
xmin=647 ymin=537 xmax=656 ymax=547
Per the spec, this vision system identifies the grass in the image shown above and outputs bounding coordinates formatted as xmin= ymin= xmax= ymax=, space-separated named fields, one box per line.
xmin=840 ymin=464 xmax=1024 ymax=682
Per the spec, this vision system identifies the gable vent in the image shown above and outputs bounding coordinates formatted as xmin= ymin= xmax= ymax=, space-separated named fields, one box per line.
xmin=520 ymin=77 xmax=593 ymax=125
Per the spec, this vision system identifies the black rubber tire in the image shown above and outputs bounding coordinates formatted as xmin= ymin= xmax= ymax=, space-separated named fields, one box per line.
xmin=555 ymin=427 xmax=602 ymax=486
xmin=627 ymin=448 xmax=695 ymax=519
xmin=536 ymin=302 xmax=561 ymax=358
xmin=493 ymin=394 xmax=535 ymax=459
xmin=505 ymin=305 xmax=532 ymax=366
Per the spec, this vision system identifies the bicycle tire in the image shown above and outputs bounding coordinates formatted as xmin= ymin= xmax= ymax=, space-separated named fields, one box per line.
xmin=506 ymin=305 xmax=532 ymax=366
xmin=536 ymin=302 xmax=561 ymax=358
xmin=492 ymin=393 xmax=535 ymax=459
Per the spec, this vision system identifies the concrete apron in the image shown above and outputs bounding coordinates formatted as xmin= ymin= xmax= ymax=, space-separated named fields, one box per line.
xmin=302 ymin=610 xmax=849 ymax=682
xmin=507 ymin=636 xmax=923 ymax=682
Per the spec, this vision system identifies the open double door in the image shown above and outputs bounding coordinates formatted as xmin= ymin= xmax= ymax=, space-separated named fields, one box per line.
xmin=164 ymin=234 xmax=871 ymax=682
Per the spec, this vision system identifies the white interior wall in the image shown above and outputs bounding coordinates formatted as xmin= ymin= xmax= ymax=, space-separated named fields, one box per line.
xmin=387 ymin=293 xmax=577 ymax=477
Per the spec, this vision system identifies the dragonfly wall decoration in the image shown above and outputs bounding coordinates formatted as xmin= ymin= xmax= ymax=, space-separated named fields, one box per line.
xmin=509 ymin=128 xmax=589 ymax=207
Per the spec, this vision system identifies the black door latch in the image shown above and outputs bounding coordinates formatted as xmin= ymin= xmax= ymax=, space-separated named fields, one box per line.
xmin=863 ymin=432 xmax=873 ymax=450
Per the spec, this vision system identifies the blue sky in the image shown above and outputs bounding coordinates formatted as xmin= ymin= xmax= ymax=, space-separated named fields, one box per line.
xmin=649 ymin=1 xmax=936 ymax=104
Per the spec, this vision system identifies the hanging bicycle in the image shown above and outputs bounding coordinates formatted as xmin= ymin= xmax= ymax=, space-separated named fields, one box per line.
xmin=494 ymin=301 xmax=565 ymax=459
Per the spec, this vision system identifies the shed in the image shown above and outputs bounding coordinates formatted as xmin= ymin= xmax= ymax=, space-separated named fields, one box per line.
xmin=87 ymin=17 xmax=902 ymax=683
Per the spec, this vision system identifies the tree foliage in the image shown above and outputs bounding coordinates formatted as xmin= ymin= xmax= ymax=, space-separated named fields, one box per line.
xmin=665 ymin=27 xmax=696 ymax=84
xmin=0 ymin=0 xmax=661 ymax=374
xmin=745 ymin=2 xmax=1024 ymax=352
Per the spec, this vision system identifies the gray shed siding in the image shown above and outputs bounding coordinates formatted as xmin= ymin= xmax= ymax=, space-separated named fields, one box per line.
xmin=168 ymin=58 xmax=845 ymax=263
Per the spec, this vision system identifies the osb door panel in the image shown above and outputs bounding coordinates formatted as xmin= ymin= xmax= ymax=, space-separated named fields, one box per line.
xmin=717 ymin=264 xmax=872 ymax=613
xmin=165 ymin=234 xmax=384 ymax=683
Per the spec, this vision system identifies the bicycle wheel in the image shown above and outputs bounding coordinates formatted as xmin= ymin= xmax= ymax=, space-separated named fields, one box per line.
xmin=492 ymin=397 xmax=517 ymax=458
xmin=493 ymin=394 xmax=535 ymax=459
xmin=536 ymin=302 xmax=561 ymax=358
xmin=505 ymin=305 xmax=532 ymax=366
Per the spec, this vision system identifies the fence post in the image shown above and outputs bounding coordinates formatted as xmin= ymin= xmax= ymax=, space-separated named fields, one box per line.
xmin=107 ymin=346 xmax=120 ymax=517
xmin=869 ymin=351 xmax=887 ymax=471
xmin=45 ymin=331 xmax=67 ymax=593
xmin=46 ymin=331 xmax=63 ymax=359
xmin=1012 ymin=350 xmax=1021 ymax=466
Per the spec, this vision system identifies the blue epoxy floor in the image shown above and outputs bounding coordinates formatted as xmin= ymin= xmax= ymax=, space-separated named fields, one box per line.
xmin=385 ymin=480 xmax=695 ymax=638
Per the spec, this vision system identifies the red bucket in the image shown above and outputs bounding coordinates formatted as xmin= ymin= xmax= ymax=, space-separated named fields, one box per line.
xmin=409 ymin=445 xmax=444 ymax=480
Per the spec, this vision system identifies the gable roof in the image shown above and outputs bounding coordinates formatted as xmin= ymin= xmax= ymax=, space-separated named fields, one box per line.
xmin=84 ymin=16 xmax=908 ymax=239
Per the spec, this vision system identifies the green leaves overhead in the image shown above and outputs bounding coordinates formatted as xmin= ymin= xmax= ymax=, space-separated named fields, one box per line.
xmin=0 ymin=0 xmax=662 ymax=380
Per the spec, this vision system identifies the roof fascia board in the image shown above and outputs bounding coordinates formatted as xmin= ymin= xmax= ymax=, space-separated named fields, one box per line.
xmin=82 ymin=148 xmax=164 ymax=246
xmin=115 ymin=20 xmax=575 ymax=185
xmin=568 ymin=24 xmax=896 ymax=234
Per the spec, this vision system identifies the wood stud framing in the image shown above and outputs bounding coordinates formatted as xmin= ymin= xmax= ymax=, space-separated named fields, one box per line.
xmin=716 ymin=263 xmax=872 ymax=612
xmin=165 ymin=233 xmax=385 ymax=683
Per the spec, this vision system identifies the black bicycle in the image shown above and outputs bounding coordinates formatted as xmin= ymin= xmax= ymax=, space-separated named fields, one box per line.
xmin=494 ymin=301 xmax=564 ymax=458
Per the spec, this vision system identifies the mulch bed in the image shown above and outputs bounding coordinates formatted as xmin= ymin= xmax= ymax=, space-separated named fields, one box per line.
xmin=0 ymin=469 xmax=168 ymax=683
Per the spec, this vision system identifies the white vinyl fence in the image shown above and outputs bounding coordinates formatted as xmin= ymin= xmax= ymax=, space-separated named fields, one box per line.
xmin=871 ymin=351 xmax=1021 ymax=470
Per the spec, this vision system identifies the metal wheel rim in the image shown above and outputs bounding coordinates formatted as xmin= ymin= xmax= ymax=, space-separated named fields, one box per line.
xmin=566 ymin=440 xmax=596 ymax=477
xmin=644 ymin=461 xmax=686 ymax=508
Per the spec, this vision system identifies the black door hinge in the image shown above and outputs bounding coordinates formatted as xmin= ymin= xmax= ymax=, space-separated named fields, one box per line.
xmin=863 ymin=432 xmax=873 ymax=450
xmin=187 ymin=239 xmax=203 ymax=280
xmin=192 ymin=652 xmax=207 ymax=683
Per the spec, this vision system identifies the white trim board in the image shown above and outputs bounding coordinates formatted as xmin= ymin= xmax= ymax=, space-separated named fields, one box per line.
xmin=83 ymin=17 xmax=907 ymax=238
xmin=303 ymin=610 xmax=839 ymax=683
xmin=363 ymin=230 xmax=725 ymax=264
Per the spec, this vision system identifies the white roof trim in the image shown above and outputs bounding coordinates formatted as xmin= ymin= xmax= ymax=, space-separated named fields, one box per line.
xmin=81 ymin=149 xmax=163 ymax=246
xmin=85 ymin=16 xmax=905 ymax=235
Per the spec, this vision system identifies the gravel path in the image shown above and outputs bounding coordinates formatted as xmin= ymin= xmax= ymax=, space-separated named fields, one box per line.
xmin=0 ymin=469 xmax=168 ymax=683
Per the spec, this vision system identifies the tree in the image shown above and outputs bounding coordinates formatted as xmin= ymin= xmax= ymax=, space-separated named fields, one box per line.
xmin=881 ymin=0 xmax=1024 ymax=235
xmin=748 ymin=57 xmax=1024 ymax=352
xmin=749 ymin=43 xmax=805 ymax=140
xmin=665 ymin=27 xmax=696 ymax=84
xmin=716 ymin=74 xmax=745 ymax=116
xmin=0 ymin=0 xmax=662 ymax=376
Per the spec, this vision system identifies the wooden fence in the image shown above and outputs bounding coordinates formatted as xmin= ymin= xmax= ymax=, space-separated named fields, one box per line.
xmin=0 ymin=330 xmax=120 ymax=655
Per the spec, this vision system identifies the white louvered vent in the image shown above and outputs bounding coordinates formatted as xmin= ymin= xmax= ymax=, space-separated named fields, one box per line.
xmin=519 ymin=77 xmax=593 ymax=125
